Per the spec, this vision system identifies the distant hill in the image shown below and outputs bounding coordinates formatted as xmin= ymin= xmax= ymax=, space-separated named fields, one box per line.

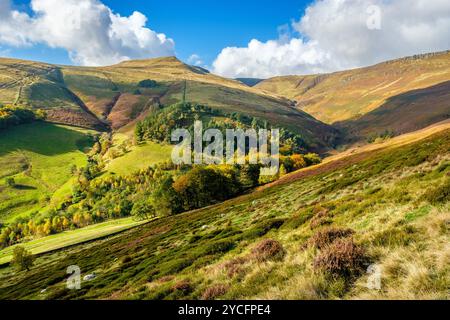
xmin=256 ymin=51 xmax=450 ymax=140
xmin=235 ymin=78 xmax=264 ymax=87
xmin=0 ymin=56 xmax=339 ymax=152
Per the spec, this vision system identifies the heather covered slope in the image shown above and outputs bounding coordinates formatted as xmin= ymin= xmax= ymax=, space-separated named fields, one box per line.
xmin=256 ymin=51 xmax=450 ymax=140
xmin=1 ymin=124 xmax=448 ymax=300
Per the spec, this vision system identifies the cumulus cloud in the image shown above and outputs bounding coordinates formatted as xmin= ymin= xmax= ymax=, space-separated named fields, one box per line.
xmin=0 ymin=0 xmax=175 ymax=66
xmin=213 ymin=0 xmax=450 ymax=78
xmin=187 ymin=54 xmax=203 ymax=66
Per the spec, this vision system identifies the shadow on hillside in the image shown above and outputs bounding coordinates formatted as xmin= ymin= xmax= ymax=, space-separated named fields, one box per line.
xmin=0 ymin=122 xmax=94 ymax=158
xmin=337 ymin=80 xmax=450 ymax=141
xmin=13 ymin=184 xmax=37 ymax=190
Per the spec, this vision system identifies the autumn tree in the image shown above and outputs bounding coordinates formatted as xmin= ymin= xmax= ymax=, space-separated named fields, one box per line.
xmin=11 ymin=246 xmax=35 ymax=271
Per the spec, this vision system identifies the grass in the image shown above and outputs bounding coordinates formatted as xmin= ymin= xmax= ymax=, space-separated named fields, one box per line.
xmin=0 ymin=128 xmax=449 ymax=300
xmin=0 ymin=122 xmax=95 ymax=223
xmin=106 ymin=137 xmax=172 ymax=176
xmin=0 ymin=217 xmax=148 ymax=265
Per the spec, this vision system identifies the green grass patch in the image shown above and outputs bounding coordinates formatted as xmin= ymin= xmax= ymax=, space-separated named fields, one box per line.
xmin=0 ymin=217 xmax=147 ymax=265
xmin=0 ymin=122 xmax=95 ymax=222
xmin=106 ymin=140 xmax=172 ymax=176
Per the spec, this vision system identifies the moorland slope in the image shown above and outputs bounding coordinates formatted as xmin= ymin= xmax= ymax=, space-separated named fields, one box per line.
xmin=256 ymin=51 xmax=450 ymax=141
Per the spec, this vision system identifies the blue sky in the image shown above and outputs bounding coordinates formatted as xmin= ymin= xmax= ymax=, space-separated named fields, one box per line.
xmin=1 ymin=0 xmax=449 ymax=77
xmin=4 ymin=0 xmax=311 ymax=67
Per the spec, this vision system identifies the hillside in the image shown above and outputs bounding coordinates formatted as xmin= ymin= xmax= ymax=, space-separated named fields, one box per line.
xmin=0 ymin=57 xmax=339 ymax=152
xmin=235 ymin=78 xmax=264 ymax=87
xmin=0 ymin=58 xmax=107 ymax=130
xmin=256 ymin=51 xmax=450 ymax=141
xmin=1 ymin=123 xmax=448 ymax=300
xmin=0 ymin=122 xmax=95 ymax=223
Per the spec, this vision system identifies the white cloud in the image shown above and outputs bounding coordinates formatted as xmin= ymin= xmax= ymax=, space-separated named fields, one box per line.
xmin=187 ymin=54 xmax=203 ymax=66
xmin=0 ymin=0 xmax=175 ymax=66
xmin=213 ymin=0 xmax=450 ymax=78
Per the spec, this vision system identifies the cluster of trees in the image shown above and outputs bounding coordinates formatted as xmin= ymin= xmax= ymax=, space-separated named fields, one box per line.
xmin=367 ymin=130 xmax=395 ymax=144
xmin=135 ymin=103 xmax=219 ymax=143
xmin=0 ymin=216 xmax=73 ymax=247
xmin=135 ymin=102 xmax=309 ymax=154
xmin=0 ymin=104 xmax=46 ymax=130
xmin=138 ymin=79 xmax=158 ymax=88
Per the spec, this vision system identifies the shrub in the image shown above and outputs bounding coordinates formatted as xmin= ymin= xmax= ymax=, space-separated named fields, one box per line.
xmin=203 ymin=240 xmax=235 ymax=255
xmin=138 ymin=79 xmax=158 ymax=88
xmin=313 ymin=238 xmax=367 ymax=278
xmin=201 ymin=284 xmax=229 ymax=300
xmin=308 ymin=227 xmax=355 ymax=249
xmin=121 ymin=256 xmax=132 ymax=264
xmin=172 ymin=280 xmax=193 ymax=294
xmin=243 ymin=218 xmax=286 ymax=239
xmin=251 ymin=239 xmax=285 ymax=262
xmin=160 ymin=258 xmax=194 ymax=275
xmin=222 ymin=257 xmax=247 ymax=278
xmin=310 ymin=208 xmax=332 ymax=229
xmin=304 ymin=153 xmax=322 ymax=166
xmin=371 ymin=226 xmax=417 ymax=247
xmin=422 ymin=179 xmax=450 ymax=205
xmin=11 ymin=246 xmax=35 ymax=271
xmin=5 ymin=177 xmax=16 ymax=188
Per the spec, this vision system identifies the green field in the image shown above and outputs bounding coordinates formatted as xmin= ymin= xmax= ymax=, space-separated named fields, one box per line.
xmin=0 ymin=122 xmax=95 ymax=223
xmin=1 ymin=128 xmax=448 ymax=300
xmin=0 ymin=217 xmax=148 ymax=265
xmin=106 ymin=137 xmax=172 ymax=176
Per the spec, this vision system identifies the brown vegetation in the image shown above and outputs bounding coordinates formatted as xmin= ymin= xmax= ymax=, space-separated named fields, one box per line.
xmin=313 ymin=238 xmax=368 ymax=278
xmin=251 ymin=239 xmax=286 ymax=262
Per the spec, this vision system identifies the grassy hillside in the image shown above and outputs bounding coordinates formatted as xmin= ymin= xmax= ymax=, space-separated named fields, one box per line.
xmin=1 ymin=125 xmax=448 ymax=300
xmin=106 ymin=140 xmax=172 ymax=176
xmin=0 ymin=122 xmax=95 ymax=223
xmin=235 ymin=78 xmax=264 ymax=87
xmin=68 ymin=57 xmax=339 ymax=151
xmin=0 ymin=56 xmax=339 ymax=152
xmin=0 ymin=217 xmax=148 ymax=265
xmin=256 ymin=51 xmax=450 ymax=140
xmin=337 ymin=81 xmax=450 ymax=142
xmin=0 ymin=58 xmax=106 ymax=130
